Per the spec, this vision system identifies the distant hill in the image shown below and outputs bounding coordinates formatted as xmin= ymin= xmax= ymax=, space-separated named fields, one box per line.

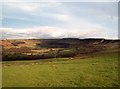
xmin=1 ymin=38 xmax=120 ymax=48
xmin=1 ymin=38 xmax=120 ymax=61
xmin=1 ymin=39 xmax=39 ymax=48
xmin=36 ymin=38 xmax=120 ymax=49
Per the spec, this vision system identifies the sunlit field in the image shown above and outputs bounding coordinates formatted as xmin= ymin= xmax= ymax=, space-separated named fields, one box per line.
xmin=2 ymin=51 xmax=118 ymax=87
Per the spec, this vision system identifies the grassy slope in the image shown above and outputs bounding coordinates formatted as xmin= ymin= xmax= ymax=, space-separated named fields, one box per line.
xmin=2 ymin=51 xmax=119 ymax=87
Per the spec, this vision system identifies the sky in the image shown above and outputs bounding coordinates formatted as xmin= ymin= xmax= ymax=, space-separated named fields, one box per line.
xmin=0 ymin=0 xmax=119 ymax=39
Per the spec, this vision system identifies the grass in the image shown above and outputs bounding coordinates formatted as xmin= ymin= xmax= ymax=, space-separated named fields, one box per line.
xmin=2 ymin=51 xmax=119 ymax=87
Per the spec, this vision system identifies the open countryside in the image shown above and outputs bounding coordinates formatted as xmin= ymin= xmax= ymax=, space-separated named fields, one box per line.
xmin=1 ymin=38 xmax=119 ymax=87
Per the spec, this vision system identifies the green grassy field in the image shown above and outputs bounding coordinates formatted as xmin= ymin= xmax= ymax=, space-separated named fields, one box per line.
xmin=2 ymin=51 xmax=119 ymax=87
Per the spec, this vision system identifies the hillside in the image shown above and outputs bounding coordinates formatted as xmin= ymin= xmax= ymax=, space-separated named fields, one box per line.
xmin=2 ymin=38 xmax=119 ymax=48
xmin=1 ymin=38 xmax=120 ymax=61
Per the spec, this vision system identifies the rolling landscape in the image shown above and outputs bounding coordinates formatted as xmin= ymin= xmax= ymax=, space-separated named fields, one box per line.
xmin=1 ymin=38 xmax=120 ymax=87
xmin=1 ymin=1 xmax=119 ymax=88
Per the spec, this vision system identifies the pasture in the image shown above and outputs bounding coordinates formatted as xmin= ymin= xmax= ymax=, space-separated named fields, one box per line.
xmin=2 ymin=51 xmax=119 ymax=87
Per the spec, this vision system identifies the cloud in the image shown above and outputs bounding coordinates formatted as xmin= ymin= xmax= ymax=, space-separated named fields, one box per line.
xmin=1 ymin=2 xmax=118 ymax=40
xmin=54 ymin=14 xmax=71 ymax=22
xmin=1 ymin=26 xmax=118 ymax=39
xmin=2 ymin=0 xmax=119 ymax=2
xmin=3 ymin=3 xmax=41 ymax=12
xmin=3 ymin=2 xmax=62 ymax=12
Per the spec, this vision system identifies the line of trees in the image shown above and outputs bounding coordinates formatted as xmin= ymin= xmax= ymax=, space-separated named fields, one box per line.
xmin=2 ymin=49 xmax=76 ymax=61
